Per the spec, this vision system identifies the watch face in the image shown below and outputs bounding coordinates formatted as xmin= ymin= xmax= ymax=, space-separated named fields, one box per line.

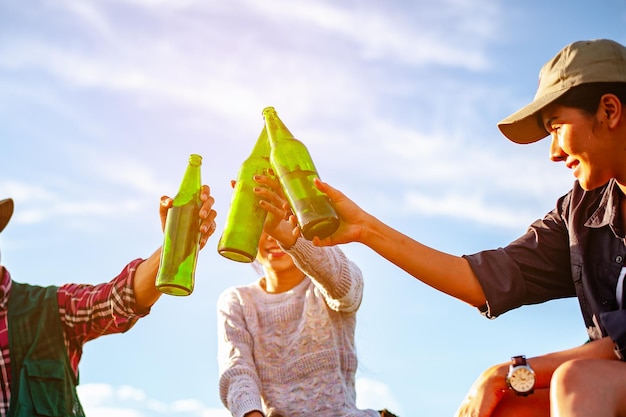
xmin=509 ymin=367 xmax=535 ymax=393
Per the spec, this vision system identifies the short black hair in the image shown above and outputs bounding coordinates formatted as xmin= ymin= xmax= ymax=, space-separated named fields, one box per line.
xmin=554 ymin=82 xmax=626 ymax=115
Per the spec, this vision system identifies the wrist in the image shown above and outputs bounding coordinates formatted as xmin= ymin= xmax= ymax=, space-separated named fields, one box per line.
xmin=359 ymin=212 xmax=381 ymax=245
xmin=506 ymin=355 xmax=536 ymax=396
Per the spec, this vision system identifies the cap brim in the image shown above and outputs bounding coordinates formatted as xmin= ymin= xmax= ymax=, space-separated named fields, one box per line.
xmin=0 ymin=199 xmax=14 ymax=233
xmin=497 ymin=88 xmax=570 ymax=144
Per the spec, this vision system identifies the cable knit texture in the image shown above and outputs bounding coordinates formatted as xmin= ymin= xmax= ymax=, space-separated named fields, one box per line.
xmin=217 ymin=238 xmax=378 ymax=417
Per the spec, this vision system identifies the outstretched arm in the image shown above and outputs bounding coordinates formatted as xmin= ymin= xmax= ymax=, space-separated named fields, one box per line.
xmin=312 ymin=179 xmax=486 ymax=307
xmin=134 ymin=184 xmax=217 ymax=309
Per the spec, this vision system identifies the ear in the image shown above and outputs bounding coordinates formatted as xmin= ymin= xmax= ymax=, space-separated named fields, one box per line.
xmin=598 ymin=93 xmax=623 ymax=129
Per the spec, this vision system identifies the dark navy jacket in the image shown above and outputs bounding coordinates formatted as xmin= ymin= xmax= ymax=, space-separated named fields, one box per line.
xmin=464 ymin=179 xmax=626 ymax=358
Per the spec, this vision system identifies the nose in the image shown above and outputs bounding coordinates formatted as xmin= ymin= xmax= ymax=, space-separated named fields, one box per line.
xmin=549 ymin=134 xmax=567 ymax=162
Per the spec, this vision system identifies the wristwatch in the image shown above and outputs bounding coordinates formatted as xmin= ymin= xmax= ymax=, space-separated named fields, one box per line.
xmin=506 ymin=355 xmax=535 ymax=396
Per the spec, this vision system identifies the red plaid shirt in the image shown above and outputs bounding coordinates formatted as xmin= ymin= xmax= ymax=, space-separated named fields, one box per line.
xmin=0 ymin=259 xmax=147 ymax=416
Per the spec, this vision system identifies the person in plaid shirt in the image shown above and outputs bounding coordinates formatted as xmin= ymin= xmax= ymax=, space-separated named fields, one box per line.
xmin=0 ymin=185 xmax=217 ymax=417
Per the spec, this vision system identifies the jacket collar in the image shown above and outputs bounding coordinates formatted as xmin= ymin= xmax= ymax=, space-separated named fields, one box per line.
xmin=585 ymin=179 xmax=623 ymax=237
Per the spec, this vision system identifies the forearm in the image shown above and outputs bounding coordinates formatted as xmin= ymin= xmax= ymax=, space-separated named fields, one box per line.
xmin=529 ymin=336 xmax=618 ymax=389
xmin=217 ymin=292 xmax=265 ymax=416
xmin=286 ymin=238 xmax=362 ymax=311
xmin=360 ymin=212 xmax=486 ymax=306
xmin=481 ymin=336 xmax=619 ymax=395
xmin=133 ymin=248 xmax=163 ymax=310
xmin=286 ymin=238 xmax=348 ymax=286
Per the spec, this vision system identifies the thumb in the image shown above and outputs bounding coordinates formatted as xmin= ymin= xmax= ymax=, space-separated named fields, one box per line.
xmin=314 ymin=178 xmax=342 ymax=202
xmin=159 ymin=196 xmax=172 ymax=229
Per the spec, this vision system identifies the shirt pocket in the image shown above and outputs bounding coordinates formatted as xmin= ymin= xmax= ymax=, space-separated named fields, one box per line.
xmin=20 ymin=359 xmax=69 ymax=416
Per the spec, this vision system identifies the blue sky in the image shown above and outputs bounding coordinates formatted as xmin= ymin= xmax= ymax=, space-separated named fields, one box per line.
xmin=1 ymin=1 xmax=625 ymax=416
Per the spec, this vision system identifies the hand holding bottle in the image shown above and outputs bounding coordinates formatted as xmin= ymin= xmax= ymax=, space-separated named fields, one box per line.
xmin=309 ymin=178 xmax=370 ymax=247
xmin=156 ymin=154 xmax=207 ymax=296
xmin=253 ymin=174 xmax=300 ymax=249
xmin=160 ymin=184 xmax=217 ymax=249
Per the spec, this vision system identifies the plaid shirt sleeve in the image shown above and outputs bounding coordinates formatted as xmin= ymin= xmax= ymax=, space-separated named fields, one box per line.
xmin=57 ymin=258 xmax=150 ymax=347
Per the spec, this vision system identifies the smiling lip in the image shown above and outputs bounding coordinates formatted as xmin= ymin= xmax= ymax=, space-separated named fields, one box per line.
xmin=565 ymin=158 xmax=579 ymax=170
xmin=266 ymin=247 xmax=285 ymax=258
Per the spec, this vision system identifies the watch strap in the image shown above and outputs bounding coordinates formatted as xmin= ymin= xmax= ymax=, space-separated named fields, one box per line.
xmin=511 ymin=355 xmax=527 ymax=366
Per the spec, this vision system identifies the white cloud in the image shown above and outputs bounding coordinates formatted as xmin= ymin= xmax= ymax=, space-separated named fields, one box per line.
xmin=117 ymin=385 xmax=148 ymax=401
xmin=0 ymin=0 xmax=500 ymax=117
xmin=77 ymin=383 xmax=231 ymax=417
xmin=242 ymin=0 xmax=498 ymax=70
xmin=404 ymin=190 xmax=535 ymax=229
xmin=77 ymin=383 xmax=114 ymax=405
xmin=77 ymin=380 xmax=397 ymax=416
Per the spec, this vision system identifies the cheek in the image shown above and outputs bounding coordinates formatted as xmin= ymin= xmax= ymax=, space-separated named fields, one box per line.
xmin=560 ymin=129 xmax=584 ymax=155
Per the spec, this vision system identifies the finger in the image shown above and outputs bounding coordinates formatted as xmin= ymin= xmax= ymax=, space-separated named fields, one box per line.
xmin=259 ymin=199 xmax=285 ymax=218
xmin=254 ymin=175 xmax=285 ymax=199
xmin=160 ymin=195 xmax=172 ymax=215
xmin=254 ymin=186 xmax=285 ymax=211
xmin=200 ymin=184 xmax=211 ymax=201
xmin=205 ymin=220 xmax=216 ymax=235
xmin=159 ymin=198 xmax=171 ymax=231
xmin=199 ymin=220 xmax=216 ymax=249
xmin=314 ymin=178 xmax=342 ymax=202
xmin=200 ymin=196 xmax=215 ymax=219
xmin=288 ymin=213 xmax=298 ymax=228
xmin=254 ymin=173 xmax=279 ymax=187
xmin=200 ymin=208 xmax=217 ymax=231
xmin=160 ymin=195 xmax=173 ymax=208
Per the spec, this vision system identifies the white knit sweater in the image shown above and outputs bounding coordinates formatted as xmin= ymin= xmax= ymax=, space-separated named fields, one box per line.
xmin=217 ymin=238 xmax=379 ymax=417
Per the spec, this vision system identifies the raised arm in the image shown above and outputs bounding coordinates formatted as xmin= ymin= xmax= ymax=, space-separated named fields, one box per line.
xmin=312 ymin=179 xmax=486 ymax=307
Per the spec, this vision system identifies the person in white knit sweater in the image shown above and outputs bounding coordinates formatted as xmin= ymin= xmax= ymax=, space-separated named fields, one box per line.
xmin=216 ymin=175 xmax=397 ymax=417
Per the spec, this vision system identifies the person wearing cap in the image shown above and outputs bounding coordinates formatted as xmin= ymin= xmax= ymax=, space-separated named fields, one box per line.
xmin=0 ymin=189 xmax=217 ymax=416
xmin=308 ymin=38 xmax=626 ymax=417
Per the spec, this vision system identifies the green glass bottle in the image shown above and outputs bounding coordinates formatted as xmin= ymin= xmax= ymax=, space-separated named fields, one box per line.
xmin=262 ymin=106 xmax=339 ymax=240
xmin=155 ymin=154 xmax=202 ymax=296
xmin=217 ymin=128 xmax=272 ymax=263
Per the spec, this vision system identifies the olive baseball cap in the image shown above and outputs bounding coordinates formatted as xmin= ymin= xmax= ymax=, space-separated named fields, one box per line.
xmin=498 ymin=39 xmax=626 ymax=144
xmin=0 ymin=199 xmax=14 ymax=234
